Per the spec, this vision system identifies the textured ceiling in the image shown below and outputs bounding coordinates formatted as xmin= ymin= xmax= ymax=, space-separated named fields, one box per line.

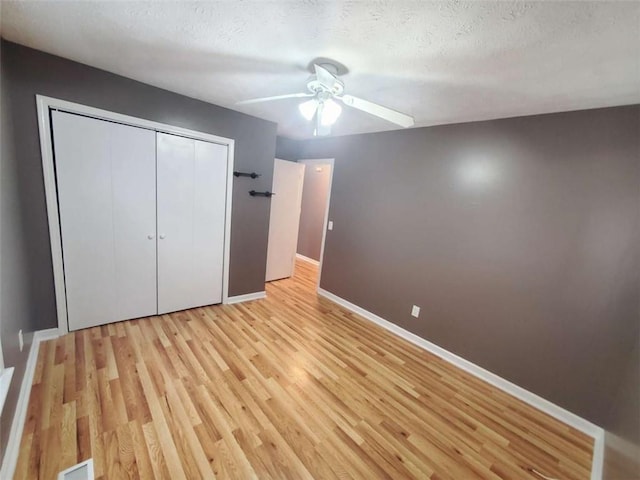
xmin=2 ymin=1 xmax=639 ymax=138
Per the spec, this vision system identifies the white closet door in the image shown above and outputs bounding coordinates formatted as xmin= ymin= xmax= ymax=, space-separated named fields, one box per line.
xmin=110 ymin=122 xmax=159 ymax=321
xmin=53 ymin=111 xmax=157 ymax=331
xmin=156 ymin=133 xmax=227 ymax=314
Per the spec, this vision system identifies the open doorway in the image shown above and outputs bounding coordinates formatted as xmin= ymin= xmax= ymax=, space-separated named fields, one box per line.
xmin=296 ymin=159 xmax=334 ymax=286
xmin=265 ymin=158 xmax=334 ymax=287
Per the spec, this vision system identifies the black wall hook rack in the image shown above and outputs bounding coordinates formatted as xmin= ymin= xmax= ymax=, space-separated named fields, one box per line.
xmin=234 ymin=171 xmax=261 ymax=179
xmin=249 ymin=190 xmax=275 ymax=198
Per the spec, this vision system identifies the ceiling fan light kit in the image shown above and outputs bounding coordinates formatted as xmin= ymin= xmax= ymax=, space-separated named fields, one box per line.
xmin=320 ymin=99 xmax=342 ymax=126
xmin=299 ymin=97 xmax=342 ymax=126
xmin=237 ymin=62 xmax=414 ymax=136
xmin=298 ymin=99 xmax=318 ymax=121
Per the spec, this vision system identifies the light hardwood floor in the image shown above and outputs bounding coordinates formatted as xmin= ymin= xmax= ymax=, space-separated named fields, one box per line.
xmin=16 ymin=260 xmax=593 ymax=479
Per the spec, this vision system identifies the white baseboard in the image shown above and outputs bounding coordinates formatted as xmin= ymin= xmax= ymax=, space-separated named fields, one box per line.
xmin=0 ymin=328 xmax=60 ymax=480
xmin=317 ymin=288 xmax=605 ymax=480
xmin=296 ymin=253 xmax=320 ymax=266
xmin=591 ymin=429 xmax=605 ymax=480
xmin=225 ymin=291 xmax=266 ymax=305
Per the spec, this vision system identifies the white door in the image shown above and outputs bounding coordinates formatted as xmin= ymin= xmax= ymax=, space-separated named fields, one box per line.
xmin=53 ymin=111 xmax=157 ymax=331
xmin=156 ymin=133 xmax=228 ymax=314
xmin=266 ymin=159 xmax=305 ymax=281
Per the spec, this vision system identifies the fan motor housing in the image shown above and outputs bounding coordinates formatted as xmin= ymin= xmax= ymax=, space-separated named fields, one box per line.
xmin=306 ymin=77 xmax=344 ymax=96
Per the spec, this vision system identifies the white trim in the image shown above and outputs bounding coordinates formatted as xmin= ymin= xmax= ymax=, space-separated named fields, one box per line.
xmin=225 ymin=291 xmax=267 ymax=304
xmin=317 ymin=288 xmax=605 ymax=479
xmin=0 ymin=367 xmax=15 ymax=416
xmin=36 ymin=95 xmax=235 ymax=330
xmin=297 ymin=158 xmax=334 ymax=291
xmin=222 ymin=140 xmax=235 ymax=304
xmin=591 ymin=430 xmax=604 ymax=480
xmin=0 ymin=328 xmax=60 ymax=480
xmin=37 ymin=99 xmax=68 ymax=335
xmin=37 ymin=96 xmax=233 ymax=145
xmin=0 ymin=328 xmax=5 ymax=370
xmin=295 ymin=253 xmax=320 ymax=266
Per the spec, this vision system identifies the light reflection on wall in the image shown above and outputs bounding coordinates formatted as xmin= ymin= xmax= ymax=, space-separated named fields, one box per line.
xmin=457 ymin=157 xmax=501 ymax=190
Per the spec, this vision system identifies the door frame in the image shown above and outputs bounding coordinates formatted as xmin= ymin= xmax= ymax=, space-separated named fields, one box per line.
xmin=297 ymin=158 xmax=334 ymax=291
xmin=36 ymin=95 xmax=235 ymax=335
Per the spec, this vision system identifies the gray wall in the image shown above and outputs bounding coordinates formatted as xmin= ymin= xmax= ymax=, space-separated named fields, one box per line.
xmin=603 ymin=338 xmax=639 ymax=479
xmin=297 ymin=161 xmax=332 ymax=261
xmin=291 ymin=106 xmax=639 ymax=440
xmin=0 ymin=40 xmax=276 ymax=464
xmin=275 ymin=136 xmax=300 ymax=162
xmin=1 ymin=39 xmax=38 ymax=467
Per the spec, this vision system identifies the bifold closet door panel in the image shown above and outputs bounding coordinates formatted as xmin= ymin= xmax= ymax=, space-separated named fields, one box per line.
xmin=109 ymin=122 xmax=158 ymax=321
xmin=53 ymin=111 xmax=157 ymax=331
xmin=157 ymin=133 xmax=227 ymax=314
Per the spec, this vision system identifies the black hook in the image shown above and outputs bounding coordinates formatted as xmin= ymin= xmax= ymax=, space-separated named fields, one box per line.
xmin=249 ymin=190 xmax=275 ymax=197
xmin=234 ymin=171 xmax=261 ymax=179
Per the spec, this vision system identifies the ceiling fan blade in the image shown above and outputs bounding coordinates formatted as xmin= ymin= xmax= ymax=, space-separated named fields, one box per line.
xmin=339 ymin=95 xmax=414 ymax=128
xmin=236 ymin=93 xmax=313 ymax=105
xmin=314 ymin=64 xmax=339 ymax=92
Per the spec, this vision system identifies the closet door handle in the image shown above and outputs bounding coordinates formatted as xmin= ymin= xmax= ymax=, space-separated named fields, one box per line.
xmin=147 ymin=234 xmax=155 ymax=240
xmin=159 ymin=234 xmax=166 ymax=239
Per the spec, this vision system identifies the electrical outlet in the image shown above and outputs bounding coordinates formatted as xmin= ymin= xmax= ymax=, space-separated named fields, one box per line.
xmin=411 ymin=305 xmax=420 ymax=318
xmin=19 ymin=329 xmax=24 ymax=352
xmin=328 ymin=220 xmax=334 ymax=231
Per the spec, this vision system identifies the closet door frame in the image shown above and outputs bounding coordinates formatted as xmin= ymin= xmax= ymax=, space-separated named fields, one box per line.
xmin=36 ymin=95 xmax=235 ymax=335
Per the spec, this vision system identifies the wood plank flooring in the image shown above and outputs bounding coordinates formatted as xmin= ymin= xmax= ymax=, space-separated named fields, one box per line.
xmin=15 ymin=260 xmax=593 ymax=479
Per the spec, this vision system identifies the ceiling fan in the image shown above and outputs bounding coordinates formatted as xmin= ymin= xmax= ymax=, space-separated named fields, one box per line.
xmin=236 ymin=63 xmax=415 ymax=136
